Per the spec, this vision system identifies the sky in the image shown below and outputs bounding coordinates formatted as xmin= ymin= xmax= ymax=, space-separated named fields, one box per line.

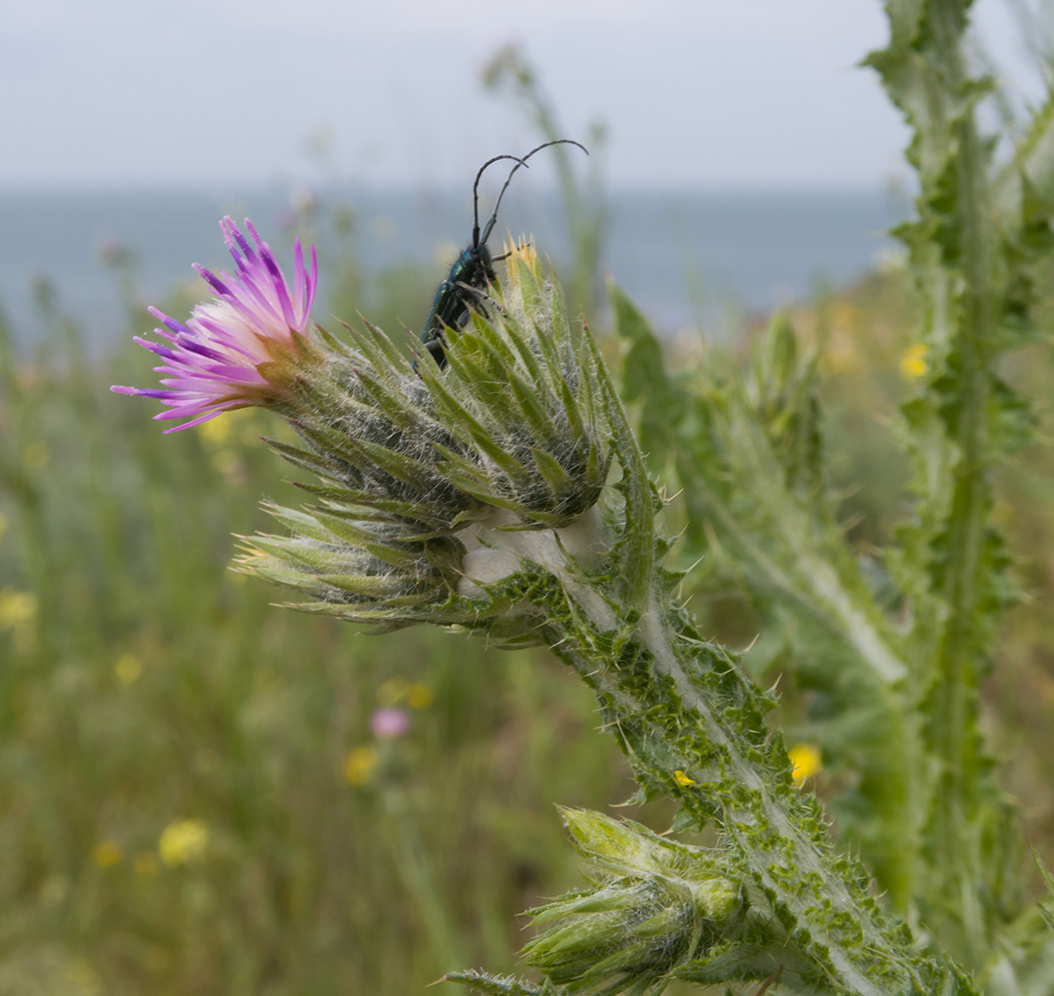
xmin=0 ymin=0 xmax=1040 ymax=191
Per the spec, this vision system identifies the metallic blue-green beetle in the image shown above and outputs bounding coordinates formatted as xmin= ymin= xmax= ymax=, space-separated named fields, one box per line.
xmin=419 ymin=139 xmax=588 ymax=369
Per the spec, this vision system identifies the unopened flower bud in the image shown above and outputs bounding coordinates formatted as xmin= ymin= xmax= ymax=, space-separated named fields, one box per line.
xmin=523 ymin=809 xmax=744 ymax=992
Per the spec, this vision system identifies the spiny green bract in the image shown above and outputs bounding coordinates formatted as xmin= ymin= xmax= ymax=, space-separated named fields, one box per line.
xmin=415 ymin=247 xmax=610 ymax=528
xmin=444 ymin=970 xmax=567 ymax=996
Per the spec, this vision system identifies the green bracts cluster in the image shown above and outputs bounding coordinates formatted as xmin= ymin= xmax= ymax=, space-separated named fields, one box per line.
xmin=522 ymin=809 xmax=743 ymax=995
xmin=414 ymin=249 xmax=610 ymax=528
xmin=237 ymin=246 xmax=610 ymax=629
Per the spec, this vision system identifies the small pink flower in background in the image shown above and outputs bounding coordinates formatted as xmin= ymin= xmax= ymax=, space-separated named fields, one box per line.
xmin=112 ymin=217 xmax=317 ymax=431
xmin=371 ymin=707 xmax=410 ymax=739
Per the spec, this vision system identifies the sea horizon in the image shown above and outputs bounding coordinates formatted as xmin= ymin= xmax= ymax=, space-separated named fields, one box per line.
xmin=0 ymin=184 xmax=904 ymax=350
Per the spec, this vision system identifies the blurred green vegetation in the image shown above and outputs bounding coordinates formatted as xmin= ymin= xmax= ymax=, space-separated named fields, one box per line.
xmin=670 ymin=254 xmax=1054 ymax=883
xmin=7 ymin=103 xmax=1054 ymax=993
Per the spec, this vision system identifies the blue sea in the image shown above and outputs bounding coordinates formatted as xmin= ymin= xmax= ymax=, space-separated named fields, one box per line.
xmin=0 ymin=186 xmax=901 ymax=350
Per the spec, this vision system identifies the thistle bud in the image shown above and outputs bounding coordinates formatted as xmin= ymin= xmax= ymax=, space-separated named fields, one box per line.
xmin=236 ymin=505 xmax=468 ymax=630
xmin=416 ymin=243 xmax=610 ymax=529
xmin=522 ymin=809 xmax=744 ymax=993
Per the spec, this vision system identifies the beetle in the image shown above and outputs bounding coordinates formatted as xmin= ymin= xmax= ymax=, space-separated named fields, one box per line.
xmin=418 ymin=138 xmax=588 ymax=369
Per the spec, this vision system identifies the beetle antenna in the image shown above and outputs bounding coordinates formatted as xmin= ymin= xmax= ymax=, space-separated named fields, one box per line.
xmin=492 ymin=236 xmax=533 ymax=262
xmin=480 ymin=139 xmax=589 ymax=244
xmin=473 ymin=155 xmax=527 ymax=248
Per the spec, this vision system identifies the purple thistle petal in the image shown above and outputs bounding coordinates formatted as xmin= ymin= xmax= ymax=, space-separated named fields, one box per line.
xmin=293 ymin=238 xmax=306 ymax=307
xmin=222 ymin=217 xmax=256 ymax=262
xmin=111 ymin=215 xmax=319 ymax=430
xmin=161 ymin=410 xmax=233 ymax=432
xmin=147 ymin=307 xmax=194 ymax=337
xmin=131 ymin=336 xmax=177 ymax=358
xmin=244 ymin=218 xmax=264 ymax=247
xmin=306 ymin=245 xmax=318 ymax=316
xmin=171 ymin=338 xmax=234 ymax=363
xmin=192 ymin=264 xmax=234 ymax=300
xmin=255 ymin=242 xmax=297 ymax=330
xmin=150 ymin=327 xmax=183 ymax=345
xmin=211 ymin=262 xmax=287 ymax=327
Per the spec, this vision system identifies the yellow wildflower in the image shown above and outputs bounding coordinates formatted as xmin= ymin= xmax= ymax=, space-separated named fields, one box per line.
xmin=377 ymin=677 xmax=406 ymax=706
xmin=673 ymin=769 xmax=697 ymax=788
xmin=899 ymin=343 xmax=929 ymax=381
xmin=159 ymin=819 xmax=208 ymax=866
xmin=789 ymin=744 xmax=822 ymax=786
xmin=197 ymin=416 xmax=230 ymax=445
xmin=376 ymin=679 xmax=432 ymax=709
xmin=345 ymin=745 xmax=380 ymax=786
xmin=0 ymin=590 xmax=37 ymax=652
xmin=0 ymin=589 xmax=37 ymax=630
xmin=405 ymin=683 xmax=433 ymax=709
xmin=92 ymin=840 xmax=123 ymax=868
xmin=114 ymin=653 xmax=142 ymax=685
xmin=197 ymin=407 xmax=261 ymax=449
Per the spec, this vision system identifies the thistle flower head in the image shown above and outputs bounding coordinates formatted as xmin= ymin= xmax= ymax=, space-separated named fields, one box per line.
xmin=240 ymin=242 xmax=614 ymax=628
xmin=121 ymin=217 xmax=614 ymax=633
xmin=112 ymin=217 xmax=318 ymax=430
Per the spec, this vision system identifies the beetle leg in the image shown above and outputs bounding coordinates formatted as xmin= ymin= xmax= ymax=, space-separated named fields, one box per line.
xmin=454 ymin=281 xmax=506 ymax=322
xmin=412 ymin=332 xmax=449 ymax=375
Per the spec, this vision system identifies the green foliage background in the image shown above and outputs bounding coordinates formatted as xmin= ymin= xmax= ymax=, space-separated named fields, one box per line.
xmin=7 ymin=14 xmax=1054 ymax=995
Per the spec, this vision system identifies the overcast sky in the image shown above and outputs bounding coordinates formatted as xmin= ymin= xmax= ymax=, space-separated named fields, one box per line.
xmin=0 ymin=0 xmax=1038 ymax=191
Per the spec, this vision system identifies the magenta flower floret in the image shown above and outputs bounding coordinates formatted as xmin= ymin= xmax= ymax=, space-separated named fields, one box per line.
xmin=112 ymin=217 xmax=318 ymax=431
xmin=370 ymin=708 xmax=411 ymax=739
